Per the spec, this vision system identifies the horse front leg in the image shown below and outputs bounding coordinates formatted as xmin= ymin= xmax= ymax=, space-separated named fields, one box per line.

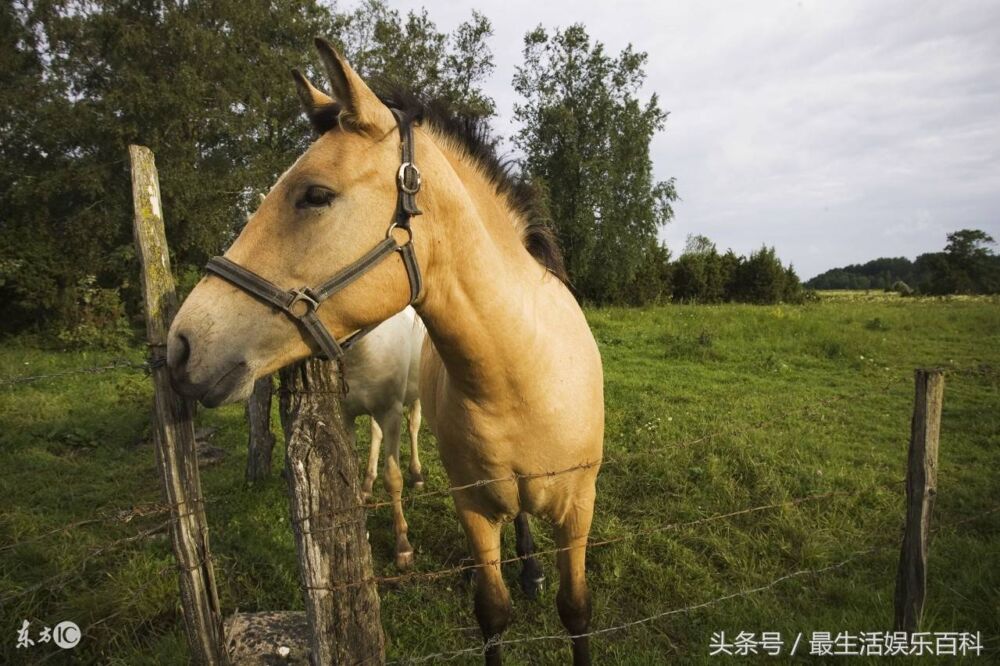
xmin=554 ymin=491 xmax=596 ymax=666
xmin=514 ymin=512 xmax=545 ymax=599
xmin=378 ymin=406 xmax=414 ymax=569
xmin=457 ymin=507 xmax=511 ymax=666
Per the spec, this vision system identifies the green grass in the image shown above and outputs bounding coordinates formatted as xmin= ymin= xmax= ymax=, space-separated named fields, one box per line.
xmin=2 ymin=296 xmax=998 ymax=664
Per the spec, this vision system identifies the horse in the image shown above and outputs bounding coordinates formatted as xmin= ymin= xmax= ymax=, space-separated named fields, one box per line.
xmin=166 ymin=39 xmax=604 ymax=665
xmin=341 ymin=305 xmax=425 ymax=569
xmin=342 ymin=307 xmax=545 ymax=591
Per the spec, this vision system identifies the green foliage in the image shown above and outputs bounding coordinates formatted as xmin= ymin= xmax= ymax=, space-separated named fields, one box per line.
xmin=335 ymin=1 xmax=495 ymax=118
xmin=513 ymin=24 xmax=676 ymax=304
xmin=891 ymin=279 xmax=913 ymax=296
xmin=807 ymin=229 xmax=1000 ymax=295
xmin=55 ymin=275 xmax=134 ymax=351
xmin=670 ymin=237 xmax=803 ymax=305
xmin=0 ymin=0 xmax=496 ymax=335
xmin=922 ymin=229 xmax=1000 ymax=295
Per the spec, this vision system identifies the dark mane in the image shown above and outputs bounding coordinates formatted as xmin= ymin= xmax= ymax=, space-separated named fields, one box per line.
xmin=375 ymin=86 xmax=570 ymax=286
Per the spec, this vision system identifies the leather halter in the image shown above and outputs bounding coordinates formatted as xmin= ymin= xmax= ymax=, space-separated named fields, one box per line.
xmin=204 ymin=108 xmax=423 ymax=361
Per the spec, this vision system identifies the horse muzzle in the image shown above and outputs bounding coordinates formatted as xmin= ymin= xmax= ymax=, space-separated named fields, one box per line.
xmin=166 ymin=328 xmax=252 ymax=407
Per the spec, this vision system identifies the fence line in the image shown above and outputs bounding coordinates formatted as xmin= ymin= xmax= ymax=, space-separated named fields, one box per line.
xmin=0 ymin=490 xmax=243 ymax=555
xmin=394 ymin=501 xmax=1000 ymax=664
xmin=4 ymin=356 xmax=996 ymax=660
xmin=0 ymin=369 xmax=905 ymax=588
xmin=395 ymin=546 xmax=884 ymax=664
xmin=0 ymin=492 xmax=249 ymax=605
xmin=16 ymin=500 xmax=998 ymax=662
xmin=0 ymin=382 xmax=861 ymax=553
xmin=0 ymin=358 xmax=152 ymax=387
xmin=0 ymin=517 xmax=175 ymax=605
xmin=305 ymin=486 xmax=896 ymax=595
xmin=304 ymin=380 xmax=891 ymax=520
xmin=18 ymin=500 xmax=994 ymax=665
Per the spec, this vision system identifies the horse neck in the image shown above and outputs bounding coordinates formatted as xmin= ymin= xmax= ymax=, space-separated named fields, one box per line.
xmin=414 ymin=138 xmax=549 ymax=398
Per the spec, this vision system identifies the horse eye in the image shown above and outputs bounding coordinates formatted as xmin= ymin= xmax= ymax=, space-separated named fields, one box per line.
xmin=298 ymin=186 xmax=335 ymax=209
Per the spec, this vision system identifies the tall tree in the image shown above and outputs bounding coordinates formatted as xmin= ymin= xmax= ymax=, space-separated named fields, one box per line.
xmin=334 ymin=1 xmax=495 ymax=118
xmin=513 ymin=24 xmax=676 ymax=303
xmin=0 ymin=0 xmax=497 ymax=334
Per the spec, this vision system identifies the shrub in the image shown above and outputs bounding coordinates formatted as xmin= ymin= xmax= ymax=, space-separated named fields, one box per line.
xmin=56 ymin=276 xmax=134 ymax=350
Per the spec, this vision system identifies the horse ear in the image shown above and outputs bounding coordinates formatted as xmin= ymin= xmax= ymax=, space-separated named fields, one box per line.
xmin=291 ymin=69 xmax=340 ymax=134
xmin=314 ymin=37 xmax=395 ymax=134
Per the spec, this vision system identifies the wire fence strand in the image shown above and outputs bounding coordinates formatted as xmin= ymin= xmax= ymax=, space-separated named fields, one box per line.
xmin=394 ymin=546 xmax=884 ymax=664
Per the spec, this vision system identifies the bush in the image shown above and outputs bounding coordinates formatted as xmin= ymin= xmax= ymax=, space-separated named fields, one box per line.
xmin=56 ymin=276 xmax=134 ymax=350
xmin=891 ymin=280 xmax=913 ymax=296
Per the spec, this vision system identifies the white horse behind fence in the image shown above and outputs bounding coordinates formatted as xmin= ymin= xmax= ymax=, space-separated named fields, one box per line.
xmin=341 ymin=306 xmax=425 ymax=569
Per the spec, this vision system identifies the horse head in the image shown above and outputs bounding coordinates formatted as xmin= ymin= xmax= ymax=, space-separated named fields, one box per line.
xmin=167 ymin=39 xmax=428 ymax=406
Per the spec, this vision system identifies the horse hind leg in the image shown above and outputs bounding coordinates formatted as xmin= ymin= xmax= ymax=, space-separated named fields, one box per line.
xmin=458 ymin=508 xmax=512 ymax=666
xmin=514 ymin=512 xmax=545 ymax=599
xmin=554 ymin=498 xmax=596 ymax=666
xmin=361 ymin=418 xmax=382 ymax=501
xmin=406 ymin=399 xmax=425 ymax=489
xmin=378 ymin=406 xmax=414 ymax=570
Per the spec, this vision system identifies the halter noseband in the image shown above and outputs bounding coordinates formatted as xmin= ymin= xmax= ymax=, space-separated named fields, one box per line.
xmin=204 ymin=108 xmax=423 ymax=361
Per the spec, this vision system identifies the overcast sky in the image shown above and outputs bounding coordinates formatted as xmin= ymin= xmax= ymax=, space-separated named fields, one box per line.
xmin=374 ymin=0 xmax=1000 ymax=279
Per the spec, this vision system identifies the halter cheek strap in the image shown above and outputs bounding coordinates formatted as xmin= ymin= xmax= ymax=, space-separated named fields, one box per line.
xmin=203 ymin=108 xmax=423 ymax=361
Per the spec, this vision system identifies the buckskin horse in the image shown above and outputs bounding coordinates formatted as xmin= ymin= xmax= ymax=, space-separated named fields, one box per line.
xmin=167 ymin=39 xmax=604 ymax=665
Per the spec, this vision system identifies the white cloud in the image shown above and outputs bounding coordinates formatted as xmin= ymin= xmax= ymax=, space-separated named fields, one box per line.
xmin=376 ymin=0 xmax=1000 ymax=277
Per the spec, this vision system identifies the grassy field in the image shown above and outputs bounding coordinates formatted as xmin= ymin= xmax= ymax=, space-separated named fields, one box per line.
xmin=1 ymin=295 xmax=998 ymax=664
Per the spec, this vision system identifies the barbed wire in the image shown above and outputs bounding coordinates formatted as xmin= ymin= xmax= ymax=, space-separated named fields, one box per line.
xmin=0 ymin=375 xmax=904 ymax=564
xmin=394 ymin=546 xmax=884 ymax=664
xmin=305 ymin=487 xmax=890 ymax=595
xmin=392 ymin=501 xmax=1000 ymax=664
xmin=306 ymin=374 xmax=907 ymax=521
xmin=0 ymin=490 xmax=247 ymax=604
xmin=3 ymin=360 xmax=995 ymax=662
xmin=0 ymin=358 xmax=150 ymax=387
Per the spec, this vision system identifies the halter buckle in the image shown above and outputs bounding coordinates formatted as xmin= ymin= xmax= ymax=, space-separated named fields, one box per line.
xmin=397 ymin=162 xmax=421 ymax=195
xmin=287 ymin=288 xmax=320 ymax=318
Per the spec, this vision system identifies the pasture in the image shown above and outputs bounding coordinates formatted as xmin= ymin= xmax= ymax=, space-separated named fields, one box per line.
xmin=1 ymin=295 xmax=998 ymax=663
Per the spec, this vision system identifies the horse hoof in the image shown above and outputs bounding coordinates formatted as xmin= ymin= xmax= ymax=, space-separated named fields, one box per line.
xmin=395 ymin=549 xmax=415 ymax=570
xmin=360 ymin=489 xmax=373 ymax=502
xmin=407 ymin=472 xmax=425 ymax=489
xmin=520 ymin=573 xmax=545 ymax=599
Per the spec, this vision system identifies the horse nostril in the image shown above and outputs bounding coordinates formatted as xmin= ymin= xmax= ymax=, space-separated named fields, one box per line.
xmin=168 ymin=332 xmax=192 ymax=373
xmin=177 ymin=334 xmax=191 ymax=365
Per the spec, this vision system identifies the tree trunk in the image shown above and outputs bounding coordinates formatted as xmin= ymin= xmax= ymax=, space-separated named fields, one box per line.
xmin=246 ymin=375 xmax=276 ymax=483
xmin=279 ymin=358 xmax=385 ymax=665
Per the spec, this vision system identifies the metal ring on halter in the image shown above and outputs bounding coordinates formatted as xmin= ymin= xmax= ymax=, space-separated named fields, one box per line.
xmin=287 ymin=288 xmax=320 ymax=318
xmin=386 ymin=222 xmax=413 ymax=246
xmin=397 ymin=162 xmax=421 ymax=195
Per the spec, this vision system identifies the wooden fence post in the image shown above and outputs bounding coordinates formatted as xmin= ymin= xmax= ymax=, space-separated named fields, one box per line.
xmin=129 ymin=145 xmax=230 ymax=665
xmin=894 ymin=368 xmax=944 ymax=632
xmin=279 ymin=358 xmax=385 ymax=665
xmin=246 ymin=375 xmax=276 ymax=482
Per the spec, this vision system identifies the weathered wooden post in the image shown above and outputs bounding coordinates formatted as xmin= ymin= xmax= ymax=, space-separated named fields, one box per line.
xmin=246 ymin=375 xmax=276 ymax=482
xmin=129 ymin=145 xmax=230 ymax=664
xmin=894 ymin=368 xmax=944 ymax=632
xmin=279 ymin=358 xmax=385 ymax=665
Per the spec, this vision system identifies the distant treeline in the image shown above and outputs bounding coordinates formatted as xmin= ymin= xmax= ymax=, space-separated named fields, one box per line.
xmin=629 ymin=235 xmax=804 ymax=305
xmin=806 ymin=229 xmax=999 ymax=295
